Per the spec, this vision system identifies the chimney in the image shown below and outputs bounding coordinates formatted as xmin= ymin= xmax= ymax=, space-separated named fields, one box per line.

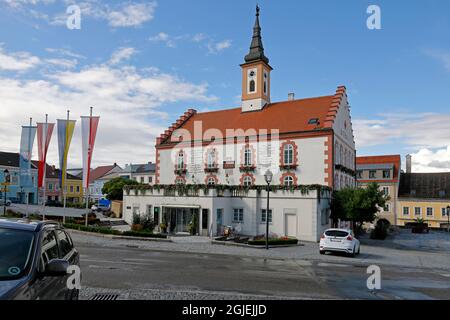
xmin=288 ymin=92 xmax=295 ymax=101
xmin=406 ymin=154 xmax=412 ymax=173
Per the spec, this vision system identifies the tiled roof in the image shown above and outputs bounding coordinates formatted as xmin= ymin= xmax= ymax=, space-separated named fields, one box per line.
xmin=356 ymin=155 xmax=401 ymax=182
xmin=0 ymin=152 xmax=37 ymax=169
xmin=399 ymin=172 xmax=450 ymax=199
xmin=156 ymin=87 xmax=348 ymax=146
xmin=89 ymin=164 xmax=119 ymax=183
xmin=30 ymin=161 xmax=81 ymax=180
xmin=135 ymin=163 xmax=155 ymax=173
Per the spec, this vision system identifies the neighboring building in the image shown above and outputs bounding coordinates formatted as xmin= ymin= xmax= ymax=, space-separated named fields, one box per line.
xmin=120 ymin=162 xmax=156 ymax=185
xmin=356 ymin=155 xmax=401 ymax=225
xmin=41 ymin=164 xmax=60 ymax=203
xmin=123 ymin=7 xmax=356 ymax=241
xmin=0 ymin=151 xmax=38 ymax=204
xmin=67 ymin=168 xmax=83 ymax=177
xmin=88 ymin=164 xmax=122 ymax=201
xmin=397 ymin=158 xmax=450 ymax=228
xmin=65 ymin=173 xmax=83 ymax=204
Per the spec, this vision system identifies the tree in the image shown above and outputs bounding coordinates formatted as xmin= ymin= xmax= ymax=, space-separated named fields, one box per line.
xmin=331 ymin=183 xmax=387 ymax=232
xmin=102 ymin=177 xmax=139 ymax=201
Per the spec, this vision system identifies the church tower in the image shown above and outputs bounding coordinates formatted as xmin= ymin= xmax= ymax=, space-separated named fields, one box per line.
xmin=241 ymin=5 xmax=272 ymax=112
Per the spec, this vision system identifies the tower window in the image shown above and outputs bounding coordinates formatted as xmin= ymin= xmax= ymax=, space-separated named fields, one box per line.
xmin=249 ymin=80 xmax=256 ymax=93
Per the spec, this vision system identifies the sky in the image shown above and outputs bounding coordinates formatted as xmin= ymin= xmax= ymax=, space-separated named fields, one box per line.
xmin=0 ymin=0 xmax=450 ymax=172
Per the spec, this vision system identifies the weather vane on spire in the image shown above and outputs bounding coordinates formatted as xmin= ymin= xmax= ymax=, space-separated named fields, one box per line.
xmin=256 ymin=4 xmax=260 ymax=16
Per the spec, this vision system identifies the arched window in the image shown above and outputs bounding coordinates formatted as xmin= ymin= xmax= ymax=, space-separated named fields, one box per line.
xmin=244 ymin=147 xmax=252 ymax=166
xmin=207 ymin=177 xmax=216 ymax=186
xmin=243 ymin=176 xmax=253 ymax=187
xmin=283 ymin=144 xmax=294 ymax=165
xmin=177 ymin=151 xmax=184 ymax=169
xmin=283 ymin=176 xmax=294 ymax=187
xmin=249 ymin=80 xmax=256 ymax=93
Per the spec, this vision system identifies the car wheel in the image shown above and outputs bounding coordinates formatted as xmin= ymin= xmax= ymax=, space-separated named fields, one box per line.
xmin=350 ymin=246 xmax=357 ymax=258
xmin=320 ymin=250 xmax=325 ymax=255
xmin=357 ymin=246 xmax=361 ymax=255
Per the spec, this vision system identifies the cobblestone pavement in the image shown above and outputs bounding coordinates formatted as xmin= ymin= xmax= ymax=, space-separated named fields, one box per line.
xmin=70 ymin=229 xmax=450 ymax=300
xmin=69 ymin=230 xmax=450 ymax=271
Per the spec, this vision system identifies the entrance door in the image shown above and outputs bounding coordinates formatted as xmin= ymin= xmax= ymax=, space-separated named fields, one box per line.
xmin=284 ymin=213 xmax=297 ymax=238
xmin=216 ymin=209 xmax=223 ymax=235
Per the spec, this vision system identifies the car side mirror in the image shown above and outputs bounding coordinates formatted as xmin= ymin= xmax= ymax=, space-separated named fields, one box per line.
xmin=45 ymin=259 xmax=69 ymax=277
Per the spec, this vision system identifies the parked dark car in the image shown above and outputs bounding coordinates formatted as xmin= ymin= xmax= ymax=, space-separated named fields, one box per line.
xmin=0 ymin=219 xmax=81 ymax=300
xmin=45 ymin=200 xmax=63 ymax=207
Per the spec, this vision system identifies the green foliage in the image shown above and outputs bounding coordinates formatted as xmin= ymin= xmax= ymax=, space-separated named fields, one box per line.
xmin=332 ymin=183 xmax=387 ymax=225
xmin=102 ymin=177 xmax=140 ymax=201
xmin=63 ymin=223 xmax=167 ymax=238
xmin=188 ymin=213 xmax=198 ymax=235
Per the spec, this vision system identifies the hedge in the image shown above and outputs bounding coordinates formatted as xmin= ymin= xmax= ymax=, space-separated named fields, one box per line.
xmin=63 ymin=223 xmax=167 ymax=239
xmin=247 ymin=238 xmax=298 ymax=246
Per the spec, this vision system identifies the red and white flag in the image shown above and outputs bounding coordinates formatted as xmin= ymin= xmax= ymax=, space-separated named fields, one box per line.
xmin=37 ymin=122 xmax=55 ymax=188
xmin=81 ymin=114 xmax=100 ymax=189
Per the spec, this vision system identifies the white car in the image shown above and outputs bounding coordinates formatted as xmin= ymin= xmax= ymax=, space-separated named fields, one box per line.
xmin=319 ymin=228 xmax=360 ymax=257
xmin=0 ymin=199 xmax=12 ymax=206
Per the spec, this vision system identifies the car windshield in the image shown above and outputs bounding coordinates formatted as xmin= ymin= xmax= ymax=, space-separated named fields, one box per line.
xmin=325 ymin=230 xmax=349 ymax=237
xmin=0 ymin=228 xmax=35 ymax=280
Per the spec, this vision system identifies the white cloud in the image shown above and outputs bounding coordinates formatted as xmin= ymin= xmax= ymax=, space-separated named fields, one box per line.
xmin=410 ymin=147 xmax=450 ymax=173
xmin=0 ymin=47 xmax=217 ymax=168
xmin=109 ymin=47 xmax=137 ymax=65
xmin=0 ymin=46 xmax=40 ymax=71
xmin=149 ymin=32 xmax=176 ymax=48
xmin=354 ymin=112 xmax=450 ymax=172
xmin=45 ymin=58 xmax=77 ymax=69
xmin=207 ymin=39 xmax=232 ymax=54
xmin=107 ymin=2 xmax=156 ymax=27
xmin=45 ymin=47 xmax=85 ymax=60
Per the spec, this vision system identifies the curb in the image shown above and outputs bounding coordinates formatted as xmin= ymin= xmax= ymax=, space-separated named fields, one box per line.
xmin=67 ymin=229 xmax=173 ymax=242
xmin=211 ymin=240 xmax=303 ymax=249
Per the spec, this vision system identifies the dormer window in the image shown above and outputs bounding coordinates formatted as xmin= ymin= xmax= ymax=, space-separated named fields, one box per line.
xmin=308 ymin=118 xmax=319 ymax=125
xmin=382 ymin=170 xmax=391 ymax=179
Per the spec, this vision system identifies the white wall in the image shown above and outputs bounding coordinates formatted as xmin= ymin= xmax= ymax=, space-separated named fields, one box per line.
xmin=123 ymin=188 xmax=331 ymax=242
xmin=157 ymin=136 xmax=327 ymax=186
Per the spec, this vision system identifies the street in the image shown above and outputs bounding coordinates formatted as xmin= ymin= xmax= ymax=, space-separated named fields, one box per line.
xmin=9 ymin=203 xmax=87 ymax=218
xmin=73 ymin=232 xmax=450 ymax=300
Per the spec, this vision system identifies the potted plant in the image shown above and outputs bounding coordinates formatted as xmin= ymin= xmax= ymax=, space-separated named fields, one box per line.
xmin=159 ymin=223 xmax=167 ymax=234
xmin=412 ymin=218 xmax=429 ymax=234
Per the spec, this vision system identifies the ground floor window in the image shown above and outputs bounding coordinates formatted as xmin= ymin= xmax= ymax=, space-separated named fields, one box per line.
xmin=261 ymin=209 xmax=272 ymax=223
xmin=233 ymin=208 xmax=244 ymax=223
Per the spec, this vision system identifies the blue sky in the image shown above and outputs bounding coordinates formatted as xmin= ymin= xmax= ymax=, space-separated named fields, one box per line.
xmin=1 ymin=0 xmax=450 ymax=172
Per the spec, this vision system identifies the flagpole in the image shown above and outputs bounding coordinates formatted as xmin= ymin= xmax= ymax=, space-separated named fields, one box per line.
xmin=85 ymin=107 xmax=93 ymax=227
xmin=63 ymin=110 xmax=69 ymax=224
xmin=26 ymin=117 xmax=32 ymax=218
xmin=42 ymin=114 xmax=48 ymax=221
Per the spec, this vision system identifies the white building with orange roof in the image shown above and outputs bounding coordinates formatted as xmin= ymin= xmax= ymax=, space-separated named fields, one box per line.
xmin=123 ymin=6 xmax=356 ymax=241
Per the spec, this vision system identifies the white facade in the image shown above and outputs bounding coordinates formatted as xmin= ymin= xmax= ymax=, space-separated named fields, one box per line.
xmin=123 ymin=188 xmax=331 ymax=242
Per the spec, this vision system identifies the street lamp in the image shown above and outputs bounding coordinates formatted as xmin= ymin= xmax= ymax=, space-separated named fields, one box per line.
xmin=446 ymin=206 xmax=450 ymax=233
xmin=3 ymin=169 xmax=10 ymax=216
xmin=264 ymin=169 xmax=273 ymax=250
